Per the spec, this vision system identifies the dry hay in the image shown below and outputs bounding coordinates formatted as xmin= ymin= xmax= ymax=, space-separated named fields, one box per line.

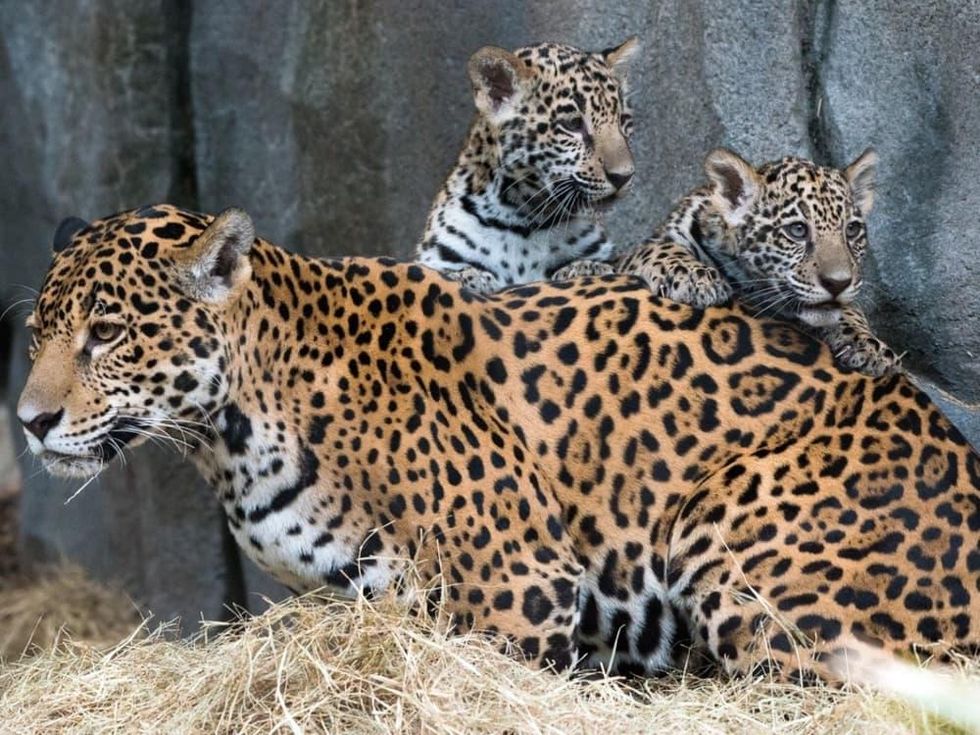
xmin=0 ymin=575 xmax=977 ymax=735
xmin=0 ymin=563 xmax=140 ymax=659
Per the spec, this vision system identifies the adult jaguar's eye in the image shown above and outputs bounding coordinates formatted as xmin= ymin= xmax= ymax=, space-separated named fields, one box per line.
xmin=27 ymin=330 xmax=39 ymax=362
xmin=560 ymin=116 xmax=586 ymax=135
xmin=89 ymin=321 xmax=124 ymax=345
xmin=783 ymin=222 xmax=809 ymax=241
xmin=845 ymin=220 xmax=862 ymax=238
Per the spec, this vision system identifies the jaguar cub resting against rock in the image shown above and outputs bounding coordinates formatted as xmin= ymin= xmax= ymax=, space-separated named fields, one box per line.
xmin=417 ymin=39 xmax=638 ymax=292
xmin=20 ymin=205 xmax=980 ymax=681
xmin=618 ymin=148 xmax=900 ymax=377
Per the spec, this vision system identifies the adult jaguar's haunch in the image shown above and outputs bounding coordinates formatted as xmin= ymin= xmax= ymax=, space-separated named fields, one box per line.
xmin=19 ymin=205 xmax=980 ymax=679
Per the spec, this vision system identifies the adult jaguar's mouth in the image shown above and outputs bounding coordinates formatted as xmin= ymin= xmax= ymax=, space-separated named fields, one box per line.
xmin=37 ymin=419 xmax=144 ymax=479
xmin=96 ymin=418 xmax=143 ymax=461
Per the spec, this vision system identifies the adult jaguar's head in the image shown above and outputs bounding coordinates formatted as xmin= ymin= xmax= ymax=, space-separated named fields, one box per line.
xmin=704 ymin=148 xmax=878 ymax=327
xmin=17 ymin=205 xmax=254 ymax=478
xmin=467 ymin=38 xmax=638 ymax=220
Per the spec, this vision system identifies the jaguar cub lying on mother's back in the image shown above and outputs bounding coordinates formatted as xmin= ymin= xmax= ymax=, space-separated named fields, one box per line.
xmin=417 ymin=39 xmax=638 ymax=291
xmin=20 ymin=205 xmax=979 ymax=682
xmin=618 ymin=148 xmax=900 ymax=377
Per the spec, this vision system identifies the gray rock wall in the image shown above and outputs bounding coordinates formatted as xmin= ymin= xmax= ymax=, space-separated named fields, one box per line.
xmin=2 ymin=0 xmax=978 ymax=624
xmin=0 ymin=0 xmax=239 ymax=628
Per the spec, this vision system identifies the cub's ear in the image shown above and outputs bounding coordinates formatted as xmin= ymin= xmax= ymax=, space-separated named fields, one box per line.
xmin=467 ymin=46 xmax=532 ymax=122
xmin=844 ymin=147 xmax=877 ymax=215
xmin=704 ymin=148 xmax=761 ymax=226
xmin=600 ymin=36 xmax=640 ymax=82
xmin=53 ymin=217 xmax=89 ymax=252
xmin=172 ymin=207 xmax=254 ymax=302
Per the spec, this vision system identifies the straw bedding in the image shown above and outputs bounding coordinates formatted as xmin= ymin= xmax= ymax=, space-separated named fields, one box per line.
xmin=0 ymin=565 xmax=976 ymax=735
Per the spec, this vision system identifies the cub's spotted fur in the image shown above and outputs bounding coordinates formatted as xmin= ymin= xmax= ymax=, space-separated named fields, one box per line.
xmin=618 ymin=148 xmax=900 ymax=377
xmin=417 ymin=39 xmax=637 ymax=292
xmin=20 ymin=205 xmax=980 ymax=681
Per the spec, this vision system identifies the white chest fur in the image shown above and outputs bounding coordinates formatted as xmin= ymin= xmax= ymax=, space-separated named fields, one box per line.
xmin=422 ymin=197 xmax=615 ymax=285
xmin=195 ymin=407 xmax=400 ymax=596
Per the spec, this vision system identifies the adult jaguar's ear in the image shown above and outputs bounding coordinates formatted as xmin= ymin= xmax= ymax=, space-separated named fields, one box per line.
xmin=705 ymin=148 xmax=761 ymax=226
xmin=600 ymin=36 xmax=639 ymax=83
xmin=844 ymin=147 xmax=877 ymax=215
xmin=468 ymin=46 xmax=532 ymax=123
xmin=172 ymin=207 xmax=254 ymax=302
xmin=52 ymin=217 xmax=89 ymax=252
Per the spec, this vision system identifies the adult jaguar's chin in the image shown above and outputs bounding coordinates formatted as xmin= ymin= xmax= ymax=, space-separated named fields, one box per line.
xmin=36 ymin=421 xmax=149 ymax=480
xmin=39 ymin=451 xmax=104 ymax=479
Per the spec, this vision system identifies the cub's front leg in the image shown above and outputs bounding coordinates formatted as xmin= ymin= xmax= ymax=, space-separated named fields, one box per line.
xmin=819 ymin=305 xmax=902 ymax=377
xmin=617 ymin=239 xmax=732 ymax=308
xmin=551 ymin=258 xmax=616 ymax=280
xmin=444 ymin=266 xmax=503 ymax=294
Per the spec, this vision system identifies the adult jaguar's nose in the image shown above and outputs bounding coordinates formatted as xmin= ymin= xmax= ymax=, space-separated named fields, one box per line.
xmin=19 ymin=407 xmax=64 ymax=442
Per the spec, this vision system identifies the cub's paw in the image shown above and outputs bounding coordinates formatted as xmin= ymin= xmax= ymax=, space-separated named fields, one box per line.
xmin=449 ymin=267 xmax=502 ymax=294
xmin=831 ymin=333 xmax=902 ymax=377
xmin=551 ymin=259 xmax=616 ymax=280
xmin=656 ymin=264 xmax=733 ymax=308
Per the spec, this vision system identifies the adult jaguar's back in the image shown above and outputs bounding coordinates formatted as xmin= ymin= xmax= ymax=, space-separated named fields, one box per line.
xmin=19 ymin=205 xmax=980 ymax=679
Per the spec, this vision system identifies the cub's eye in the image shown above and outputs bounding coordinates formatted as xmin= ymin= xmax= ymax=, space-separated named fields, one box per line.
xmin=89 ymin=321 xmax=124 ymax=345
xmin=783 ymin=222 xmax=809 ymax=241
xmin=845 ymin=220 xmax=863 ymax=238
xmin=559 ymin=116 xmax=586 ymax=135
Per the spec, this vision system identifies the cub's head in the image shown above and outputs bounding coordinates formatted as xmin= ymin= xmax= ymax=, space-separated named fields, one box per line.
xmin=704 ymin=148 xmax=878 ymax=327
xmin=467 ymin=38 xmax=638 ymax=220
xmin=17 ymin=205 xmax=255 ymax=478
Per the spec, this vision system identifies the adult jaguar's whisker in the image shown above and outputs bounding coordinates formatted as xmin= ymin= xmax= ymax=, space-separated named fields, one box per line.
xmin=64 ymin=463 xmax=105 ymax=505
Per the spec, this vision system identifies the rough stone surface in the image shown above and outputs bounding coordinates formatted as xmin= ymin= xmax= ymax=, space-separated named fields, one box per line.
xmin=2 ymin=0 xmax=978 ymax=621
xmin=0 ymin=0 xmax=236 ymax=630
xmin=818 ymin=1 xmax=980 ymax=402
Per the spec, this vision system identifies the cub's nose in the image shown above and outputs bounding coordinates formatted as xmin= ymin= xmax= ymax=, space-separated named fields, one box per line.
xmin=605 ymin=169 xmax=634 ymax=191
xmin=20 ymin=408 xmax=64 ymax=442
xmin=819 ymin=274 xmax=852 ymax=298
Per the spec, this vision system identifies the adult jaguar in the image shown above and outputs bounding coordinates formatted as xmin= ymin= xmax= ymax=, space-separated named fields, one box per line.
xmin=416 ymin=39 xmax=638 ymax=292
xmin=19 ymin=205 xmax=980 ymax=680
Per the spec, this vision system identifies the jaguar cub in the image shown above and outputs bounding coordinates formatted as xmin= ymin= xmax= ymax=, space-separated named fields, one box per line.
xmin=416 ymin=39 xmax=638 ymax=292
xmin=618 ymin=148 xmax=900 ymax=377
